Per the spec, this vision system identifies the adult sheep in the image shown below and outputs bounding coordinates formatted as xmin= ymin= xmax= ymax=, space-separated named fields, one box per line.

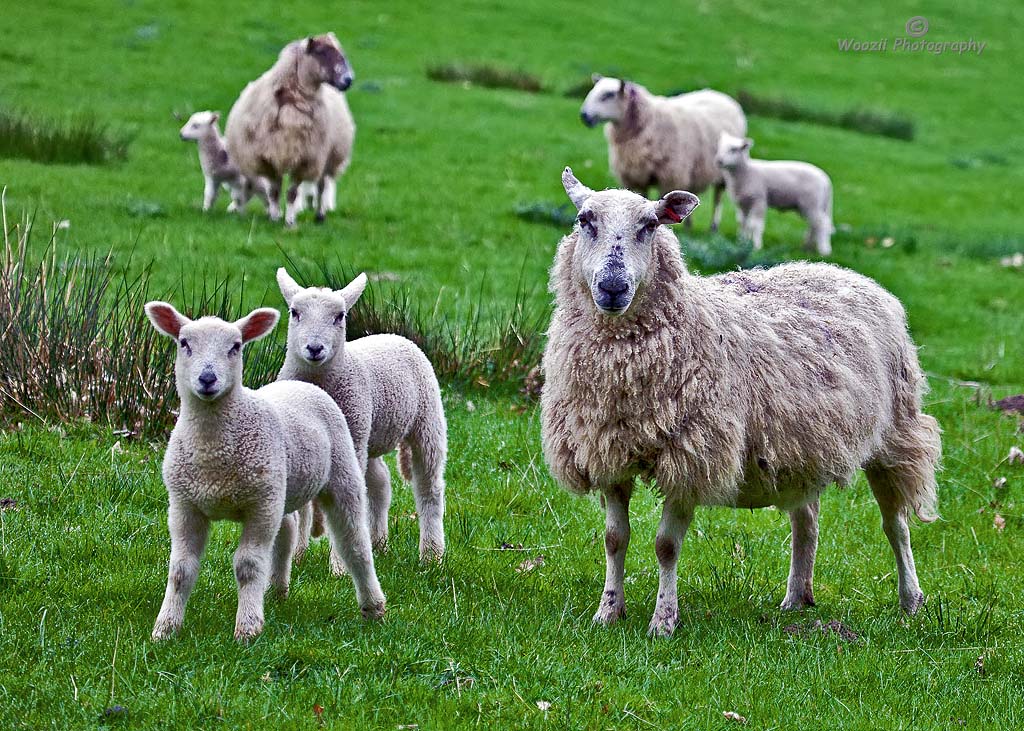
xmin=226 ymin=33 xmax=355 ymax=227
xmin=541 ymin=168 xmax=940 ymax=637
xmin=579 ymin=76 xmax=745 ymax=232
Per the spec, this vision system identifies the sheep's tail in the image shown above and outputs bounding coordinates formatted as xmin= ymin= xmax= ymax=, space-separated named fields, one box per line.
xmin=397 ymin=441 xmax=414 ymax=483
xmin=868 ymin=412 xmax=942 ymax=522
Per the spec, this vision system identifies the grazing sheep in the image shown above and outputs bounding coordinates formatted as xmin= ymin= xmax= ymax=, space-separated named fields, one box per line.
xmin=145 ymin=301 xmax=384 ymax=641
xmin=541 ymin=168 xmax=940 ymax=637
xmin=715 ymin=132 xmax=834 ymax=255
xmin=178 ymin=111 xmax=268 ymax=213
xmin=276 ymin=268 xmax=447 ymax=567
xmin=226 ymin=33 xmax=354 ymax=227
xmin=579 ymin=76 xmax=746 ymax=232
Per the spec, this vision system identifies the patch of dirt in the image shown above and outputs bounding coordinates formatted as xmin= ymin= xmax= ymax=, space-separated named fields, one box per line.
xmin=993 ymin=394 xmax=1024 ymax=414
xmin=784 ymin=619 xmax=859 ymax=643
xmin=0 ymin=498 xmax=17 ymax=512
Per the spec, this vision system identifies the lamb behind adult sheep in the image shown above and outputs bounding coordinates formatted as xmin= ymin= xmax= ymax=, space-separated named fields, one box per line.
xmin=541 ymin=168 xmax=940 ymax=637
xmin=145 ymin=301 xmax=384 ymax=642
xmin=226 ymin=33 xmax=355 ymax=227
xmin=580 ymin=76 xmax=746 ymax=232
xmin=178 ymin=111 xmax=268 ymax=213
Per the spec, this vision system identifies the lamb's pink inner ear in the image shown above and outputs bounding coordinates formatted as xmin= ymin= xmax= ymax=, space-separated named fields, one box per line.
xmin=238 ymin=309 xmax=279 ymax=342
xmin=146 ymin=303 xmax=184 ymax=338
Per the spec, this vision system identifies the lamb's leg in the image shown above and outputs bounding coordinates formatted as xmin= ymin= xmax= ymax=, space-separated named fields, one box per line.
xmin=593 ymin=483 xmax=632 ymax=626
xmin=152 ymin=500 xmax=210 ymax=641
xmin=866 ymin=466 xmax=925 ymax=614
xmin=294 ymin=503 xmax=312 ymax=564
xmin=315 ymin=177 xmax=328 ymax=224
xmin=407 ymin=422 xmax=447 ymax=561
xmin=365 ymin=457 xmax=392 ymax=551
xmin=813 ymin=212 xmax=833 ymax=256
xmin=233 ymin=508 xmax=282 ymax=641
xmin=318 ymin=452 xmax=386 ymax=619
xmin=780 ymin=499 xmax=819 ymax=610
xmin=202 ymin=176 xmax=218 ymax=211
xmin=269 ymin=511 xmax=298 ymax=597
xmin=744 ymin=202 xmax=766 ymax=250
xmin=710 ymin=184 xmax=725 ymax=232
xmin=267 ymin=179 xmax=282 ymax=221
xmin=284 ymin=182 xmax=301 ymax=227
xmin=648 ymin=500 xmax=694 ymax=637
xmin=324 ymin=175 xmax=337 ymax=212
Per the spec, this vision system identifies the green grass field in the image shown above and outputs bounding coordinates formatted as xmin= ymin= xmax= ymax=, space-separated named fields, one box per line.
xmin=2 ymin=1 xmax=1023 ymax=728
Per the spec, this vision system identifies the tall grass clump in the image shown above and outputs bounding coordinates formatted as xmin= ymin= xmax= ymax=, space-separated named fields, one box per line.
xmin=737 ymin=90 xmax=915 ymax=141
xmin=0 ymin=107 xmax=130 ymax=165
xmin=426 ymin=63 xmax=545 ymax=92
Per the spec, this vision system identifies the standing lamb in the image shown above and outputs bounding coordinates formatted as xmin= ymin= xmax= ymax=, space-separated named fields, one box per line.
xmin=715 ymin=132 xmax=834 ymax=255
xmin=178 ymin=111 xmax=268 ymax=213
xmin=226 ymin=33 xmax=355 ymax=227
xmin=145 ymin=301 xmax=384 ymax=641
xmin=579 ymin=75 xmax=745 ymax=232
xmin=276 ymin=268 xmax=447 ymax=568
xmin=541 ymin=168 xmax=940 ymax=637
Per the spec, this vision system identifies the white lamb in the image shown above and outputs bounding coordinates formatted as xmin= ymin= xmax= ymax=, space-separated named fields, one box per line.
xmin=144 ymin=301 xmax=385 ymax=642
xmin=715 ymin=132 xmax=834 ymax=255
xmin=275 ymin=269 xmax=447 ymax=568
xmin=178 ymin=111 xmax=267 ymax=213
xmin=541 ymin=168 xmax=940 ymax=637
xmin=580 ymin=76 xmax=746 ymax=231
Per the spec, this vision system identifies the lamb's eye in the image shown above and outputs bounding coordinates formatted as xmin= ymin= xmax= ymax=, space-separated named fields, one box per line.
xmin=334 ymin=311 xmax=345 ymax=326
xmin=179 ymin=338 xmax=192 ymax=356
xmin=290 ymin=308 xmax=301 ymax=322
xmin=600 ymin=91 xmax=614 ymax=101
xmin=228 ymin=342 xmax=241 ymax=356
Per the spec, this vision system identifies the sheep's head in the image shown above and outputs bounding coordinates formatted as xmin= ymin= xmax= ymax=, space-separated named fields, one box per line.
xmin=715 ymin=132 xmax=753 ymax=170
xmin=179 ymin=111 xmax=219 ymax=141
xmin=561 ymin=167 xmax=698 ymax=316
xmin=145 ymin=302 xmax=279 ymax=402
xmin=303 ymin=33 xmax=354 ymax=91
xmin=277 ymin=268 xmax=366 ymax=369
xmin=580 ymin=75 xmax=630 ymax=127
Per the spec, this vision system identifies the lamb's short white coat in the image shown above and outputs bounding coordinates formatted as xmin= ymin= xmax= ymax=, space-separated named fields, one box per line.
xmin=178 ymin=111 xmax=268 ymax=213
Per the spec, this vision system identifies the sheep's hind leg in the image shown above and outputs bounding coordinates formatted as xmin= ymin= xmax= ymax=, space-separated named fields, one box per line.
xmin=294 ymin=504 xmax=312 ymax=564
xmin=593 ymin=483 xmax=632 ymax=626
xmin=233 ymin=507 xmax=282 ymax=641
xmin=284 ymin=181 xmax=302 ymax=227
xmin=780 ymin=499 xmax=819 ymax=610
xmin=315 ymin=177 xmax=328 ymax=224
xmin=366 ymin=457 xmax=392 ymax=551
xmin=266 ymin=179 xmax=282 ymax=221
xmin=648 ymin=499 xmax=694 ymax=637
xmin=407 ymin=425 xmax=447 ymax=561
xmin=866 ymin=466 xmax=925 ymax=614
xmin=152 ymin=500 xmax=210 ymax=641
xmin=270 ymin=511 xmax=298 ymax=597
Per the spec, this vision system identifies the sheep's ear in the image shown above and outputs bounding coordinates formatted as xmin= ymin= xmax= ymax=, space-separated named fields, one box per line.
xmin=655 ymin=191 xmax=700 ymax=225
xmin=305 ymin=36 xmax=317 ymax=53
xmin=618 ymin=79 xmax=627 ymax=96
xmin=742 ymin=137 xmax=754 ymax=151
xmin=211 ymin=112 xmax=220 ymax=123
xmin=562 ymin=167 xmax=594 ymax=210
xmin=591 ymin=72 xmax=603 ymax=84
xmin=276 ymin=267 xmax=302 ymax=304
xmin=338 ymin=273 xmax=368 ymax=309
xmin=235 ymin=308 xmax=280 ymax=343
xmin=145 ymin=301 xmax=190 ymax=339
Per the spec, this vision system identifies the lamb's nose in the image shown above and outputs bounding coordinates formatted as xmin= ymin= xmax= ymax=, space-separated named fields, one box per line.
xmin=598 ymin=278 xmax=628 ymax=296
xmin=306 ymin=343 xmax=324 ymax=358
xmin=198 ymin=369 xmax=217 ymax=387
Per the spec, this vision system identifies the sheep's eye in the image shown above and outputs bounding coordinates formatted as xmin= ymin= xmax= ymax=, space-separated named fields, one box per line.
xmin=334 ymin=311 xmax=345 ymax=326
xmin=600 ymin=91 xmax=614 ymax=101
xmin=228 ymin=342 xmax=241 ymax=356
xmin=639 ymin=220 xmax=658 ymax=238
xmin=290 ymin=308 xmax=301 ymax=322
xmin=578 ymin=214 xmax=597 ymax=236
xmin=179 ymin=338 xmax=192 ymax=356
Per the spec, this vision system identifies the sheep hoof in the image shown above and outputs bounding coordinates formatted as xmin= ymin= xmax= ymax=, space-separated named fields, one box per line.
xmin=151 ymin=620 xmax=180 ymax=642
xmin=314 ymin=212 xmax=326 ymax=225
xmin=647 ymin=607 xmax=679 ymax=638
xmin=901 ymin=591 xmax=925 ymax=615
xmin=234 ymin=619 xmax=264 ymax=642
xmin=780 ymin=592 xmax=815 ymax=611
xmin=592 ymin=590 xmax=626 ymax=626
xmin=361 ymin=601 xmax=386 ymax=620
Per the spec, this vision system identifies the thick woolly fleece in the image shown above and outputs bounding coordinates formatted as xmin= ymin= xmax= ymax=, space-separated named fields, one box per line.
xmin=276 ymin=271 xmax=447 ymax=564
xmin=146 ymin=305 xmax=384 ymax=642
xmin=605 ymin=85 xmax=746 ymax=197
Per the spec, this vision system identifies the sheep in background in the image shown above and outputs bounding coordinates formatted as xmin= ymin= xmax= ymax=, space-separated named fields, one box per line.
xmin=178 ymin=111 xmax=268 ymax=213
xmin=144 ymin=301 xmax=384 ymax=642
xmin=716 ymin=132 xmax=834 ymax=255
xmin=276 ymin=268 xmax=447 ymax=567
xmin=579 ymin=76 xmax=745 ymax=232
xmin=226 ymin=33 xmax=354 ymax=227
xmin=295 ymin=87 xmax=354 ymax=215
xmin=541 ymin=168 xmax=940 ymax=637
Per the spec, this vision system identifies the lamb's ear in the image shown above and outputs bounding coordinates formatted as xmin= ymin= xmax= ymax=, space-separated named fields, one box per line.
xmin=619 ymin=79 xmax=627 ymax=96
xmin=655 ymin=191 xmax=700 ymax=225
xmin=591 ymin=72 xmax=603 ymax=84
xmin=305 ymin=36 xmax=317 ymax=53
xmin=145 ymin=301 xmax=190 ymax=339
xmin=338 ymin=273 xmax=368 ymax=309
xmin=276 ymin=267 xmax=302 ymax=304
xmin=742 ymin=137 xmax=754 ymax=151
xmin=562 ymin=167 xmax=593 ymax=211
xmin=235 ymin=308 xmax=280 ymax=343
xmin=211 ymin=112 xmax=220 ymax=123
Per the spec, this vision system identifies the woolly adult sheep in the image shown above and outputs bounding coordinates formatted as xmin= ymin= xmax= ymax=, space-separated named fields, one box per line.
xmin=179 ymin=111 xmax=268 ymax=213
xmin=715 ymin=132 xmax=834 ymax=255
xmin=226 ymin=33 xmax=355 ymax=227
xmin=579 ymin=76 xmax=745 ymax=232
xmin=276 ymin=268 xmax=447 ymax=567
xmin=145 ymin=301 xmax=384 ymax=641
xmin=541 ymin=168 xmax=940 ymax=637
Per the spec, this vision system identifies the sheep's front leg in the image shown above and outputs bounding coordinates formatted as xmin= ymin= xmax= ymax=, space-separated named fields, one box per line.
xmin=781 ymin=499 xmax=819 ymax=610
xmin=284 ymin=181 xmax=302 ymax=227
xmin=266 ymin=179 xmax=282 ymax=221
xmin=152 ymin=500 xmax=210 ymax=641
xmin=294 ymin=503 xmax=312 ymax=564
xmin=365 ymin=457 xmax=392 ymax=551
xmin=233 ymin=508 xmax=282 ymax=641
xmin=270 ymin=511 xmax=298 ymax=597
xmin=202 ymin=176 xmax=218 ymax=211
xmin=593 ymin=483 xmax=631 ymax=626
xmin=743 ymin=202 xmax=766 ymax=250
xmin=648 ymin=500 xmax=694 ymax=638
xmin=315 ymin=178 xmax=328 ymax=224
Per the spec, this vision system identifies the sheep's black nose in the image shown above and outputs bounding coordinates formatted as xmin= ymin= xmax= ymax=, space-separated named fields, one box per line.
xmin=598 ymin=278 xmax=628 ymax=296
xmin=198 ymin=369 xmax=217 ymax=387
xmin=306 ymin=343 xmax=324 ymax=358
xmin=580 ymin=111 xmax=594 ymax=127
